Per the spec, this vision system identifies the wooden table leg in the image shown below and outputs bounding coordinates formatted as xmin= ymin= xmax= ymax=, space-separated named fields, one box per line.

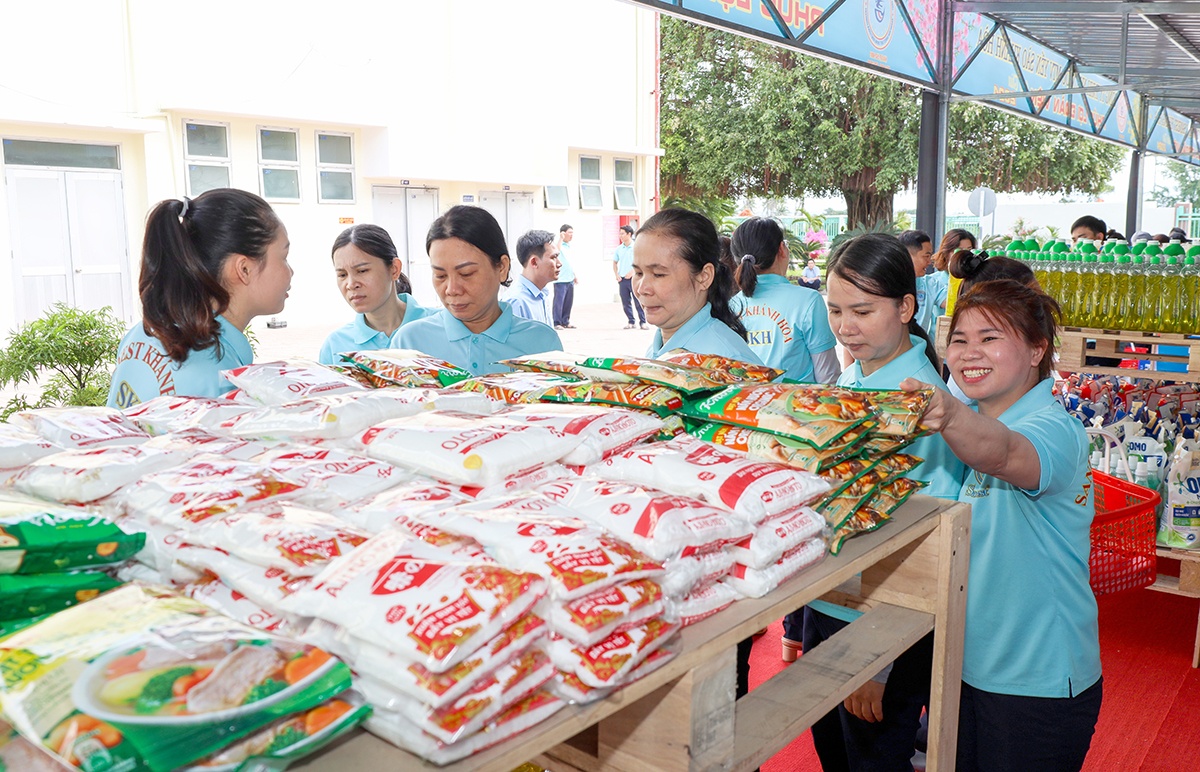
xmin=925 ymin=501 xmax=970 ymax=772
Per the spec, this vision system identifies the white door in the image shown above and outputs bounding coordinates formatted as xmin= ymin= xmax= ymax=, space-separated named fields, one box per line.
xmin=505 ymin=192 xmax=535 ymax=245
xmin=64 ymin=171 xmax=130 ymax=319
xmin=477 ymin=191 xmax=508 ymax=247
xmin=370 ymin=185 xmax=440 ymax=307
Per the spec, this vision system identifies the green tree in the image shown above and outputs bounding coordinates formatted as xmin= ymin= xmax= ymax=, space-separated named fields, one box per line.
xmin=659 ymin=17 xmax=1126 ymax=228
xmin=1151 ymin=159 xmax=1200 ymax=207
xmin=0 ymin=304 xmax=125 ymax=419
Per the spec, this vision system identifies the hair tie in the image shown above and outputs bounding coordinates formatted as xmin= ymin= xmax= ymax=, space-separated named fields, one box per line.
xmin=741 ymin=254 xmax=756 ymax=264
xmin=179 ymin=197 xmax=191 ymax=220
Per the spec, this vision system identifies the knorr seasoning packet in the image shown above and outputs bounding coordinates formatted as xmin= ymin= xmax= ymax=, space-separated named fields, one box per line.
xmin=657 ymin=349 xmax=782 ymax=385
xmin=682 ymin=384 xmax=876 ymax=449
xmin=0 ymin=492 xmax=145 ymax=575
xmin=539 ymin=381 xmax=684 ymax=417
xmin=579 ymin=356 xmax=729 ymax=395
xmin=343 ymin=349 xmax=470 ymax=388
xmin=0 ymin=585 xmax=353 ymax=772
xmin=855 ymin=388 xmax=934 ymax=437
xmin=500 ymin=352 xmax=628 ymax=383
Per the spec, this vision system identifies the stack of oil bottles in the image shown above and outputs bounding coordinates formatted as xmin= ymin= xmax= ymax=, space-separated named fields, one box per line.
xmin=1004 ymin=236 xmax=1200 ymax=332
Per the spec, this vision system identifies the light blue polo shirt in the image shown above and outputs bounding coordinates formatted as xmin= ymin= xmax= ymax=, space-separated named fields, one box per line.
xmin=916 ymin=270 xmax=950 ymax=335
xmin=732 ymin=275 xmax=836 ymax=382
xmin=107 ymin=315 xmax=252 ymax=408
xmin=393 ymin=301 xmax=562 ymax=376
xmin=317 ymin=294 xmax=434 ymax=365
xmin=613 ymin=244 xmax=634 ymax=277
xmin=960 ymin=379 xmax=1100 ymax=698
xmin=505 ymin=275 xmax=553 ymax=326
xmin=646 ymin=303 xmax=762 ymax=364
xmin=555 ymin=241 xmax=575 ymax=284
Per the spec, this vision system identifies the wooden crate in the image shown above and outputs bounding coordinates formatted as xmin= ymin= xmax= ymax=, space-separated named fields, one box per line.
xmin=294 ymin=497 xmax=971 ymax=772
xmin=1150 ymin=547 xmax=1200 ymax=668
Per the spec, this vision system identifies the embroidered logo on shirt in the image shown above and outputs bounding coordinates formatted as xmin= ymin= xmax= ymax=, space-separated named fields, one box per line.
xmin=963 ymin=469 xmax=991 ymax=499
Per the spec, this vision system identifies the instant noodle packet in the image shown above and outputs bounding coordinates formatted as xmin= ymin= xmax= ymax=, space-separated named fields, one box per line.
xmin=499 ymin=351 xmax=630 ymax=382
xmin=869 ymin=477 xmax=928 ymax=516
xmin=449 ymin=372 xmax=579 ymax=404
xmin=0 ymin=571 xmax=121 ymax=621
xmin=222 ymin=360 xmax=366 ymax=405
xmin=682 ymin=384 xmax=876 ymax=449
xmin=0 ymin=585 xmax=352 ymax=772
xmin=689 ymin=422 xmax=868 ymax=473
xmin=829 ymin=507 xmax=893 ymax=555
xmin=579 ymin=355 xmax=728 ymax=395
xmin=856 ymin=388 xmax=934 ymax=437
xmin=537 ymin=380 xmax=684 ymax=417
xmin=11 ymin=407 xmax=149 ymax=449
xmin=657 ymin=349 xmax=782 ymax=384
xmin=342 ymin=349 xmax=471 ymax=388
xmin=0 ymin=491 xmax=145 ymax=575
xmin=872 ymin=453 xmax=925 ymax=483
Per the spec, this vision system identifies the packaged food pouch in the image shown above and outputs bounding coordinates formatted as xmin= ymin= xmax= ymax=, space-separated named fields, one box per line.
xmin=180 ymin=549 xmax=312 ymax=611
xmin=548 ymin=644 xmax=677 ymax=705
xmin=814 ymin=489 xmax=876 ymax=531
xmin=355 ymin=647 xmax=553 ymax=744
xmin=419 ymin=508 xmax=664 ymax=601
xmin=188 ymin=505 xmax=371 ymax=578
xmin=330 ymin=362 xmax=389 ymax=388
xmin=0 ymin=491 xmax=145 ymax=575
xmin=663 ymin=580 xmax=742 ymax=627
xmin=184 ymin=577 xmax=303 ymax=637
xmin=681 ymin=384 xmax=875 ymax=449
xmin=9 ymin=445 xmax=183 ymax=505
xmin=11 ymin=406 xmax=149 ymax=449
xmin=723 ymin=536 xmax=826 ymax=598
xmin=495 ymin=403 xmax=663 ymax=465
xmin=0 ymin=716 xmax=66 ymax=771
xmin=596 ymin=437 xmax=831 ymax=524
xmin=116 ymin=561 xmax=169 ymax=586
xmin=253 ymin=446 xmax=411 ymax=510
xmin=114 ymin=454 xmax=304 ymax=528
xmin=339 ymin=479 xmax=471 ymax=535
xmin=536 ymin=478 xmax=752 ymax=562
xmin=872 ymin=453 xmax=925 ymax=483
xmin=690 ymin=421 xmax=867 ymax=473
xmin=222 ymin=360 xmax=366 ymax=405
xmin=450 ymin=372 xmax=579 ymax=404
xmin=0 ymin=571 xmax=122 ymax=621
xmin=0 ymin=424 xmax=59 ymax=469
xmin=821 ymin=457 xmax=887 ymax=500
xmin=279 ymin=532 xmax=545 ymax=673
xmin=343 ymin=349 xmax=471 ymax=388
xmin=657 ymin=349 xmax=783 ymax=384
xmin=538 ymin=381 xmax=684 ymax=418
xmin=500 ymin=351 xmax=631 ymax=382
xmin=728 ymin=507 xmax=825 ymax=570
xmin=868 ymin=477 xmax=928 ymax=516
xmin=357 ymin=411 xmax=583 ymax=486
xmin=542 ymin=578 xmax=665 ymax=647
xmin=364 ymin=689 xmax=564 ymax=766
xmin=579 ymin=355 xmax=728 ymax=394
xmin=856 ymin=388 xmax=934 ymax=437
xmin=142 ymin=429 xmax=283 ymax=462
xmin=830 ymin=507 xmax=892 ymax=555
xmin=545 ymin=616 xmax=679 ymax=689
xmin=182 ymin=694 xmax=369 ymax=771
xmin=123 ymin=396 xmax=230 ymax=436
xmin=658 ymin=548 xmax=737 ymax=599
xmin=0 ymin=585 xmax=352 ymax=772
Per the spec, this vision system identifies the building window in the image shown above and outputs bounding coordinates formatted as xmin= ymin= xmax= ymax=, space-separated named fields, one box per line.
xmin=258 ymin=127 xmax=300 ymax=202
xmin=614 ymin=158 xmax=637 ymax=210
xmin=2 ymin=139 xmax=120 ymax=169
xmin=579 ymin=155 xmax=602 ymax=209
xmin=184 ymin=120 xmax=231 ymax=196
xmin=544 ymin=185 xmax=570 ymax=209
xmin=316 ymin=131 xmax=355 ymax=203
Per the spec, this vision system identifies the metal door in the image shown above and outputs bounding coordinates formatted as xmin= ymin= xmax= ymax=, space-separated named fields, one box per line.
xmin=371 ymin=185 xmax=440 ymax=307
xmin=64 ymin=171 xmax=130 ymax=319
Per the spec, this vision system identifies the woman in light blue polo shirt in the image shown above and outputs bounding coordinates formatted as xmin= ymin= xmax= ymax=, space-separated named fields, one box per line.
xmin=904 ymin=280 xmax=1100 ymax=771
xmin=394 ymin=205 xmax=560 ymax=375
xmin=318 ymin=224 xmax=432 ymax=365
xmin=632 ymin=209 xmax=761 ymax=365
xmin=798 ymin=234 xmax=966 ymax=772
xmin=108 ymin=189 xmax=291 ymax=408
xmin=729 ymin=216 xmax=840 ymax=383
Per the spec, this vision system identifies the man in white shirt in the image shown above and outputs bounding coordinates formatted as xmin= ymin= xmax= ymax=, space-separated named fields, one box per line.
xmin=506 ymin=229 xmax=560 ymax=326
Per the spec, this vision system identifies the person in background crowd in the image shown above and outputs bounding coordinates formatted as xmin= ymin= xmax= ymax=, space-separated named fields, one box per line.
xmin=394 ymin=205 xmax=560 ymax=375
xmin=902 ymin=280 xmax=1101 ymax=772
xmin=108 ymin=189 xmax=291 ymax=408
xmin=899 ymin=229 xmax=941 ymax=336
xmin=799 ymin=257 xmax=822 ymax=290
xmin=1168 ymin=226 xmax=1192 ymax=243
xmin=1152 ymin=232 xmax=1171 ymax=244
xmin=793 ymin=233 xmax=966 ymax=772
xmin=717 ymin=234 xmax=738 ymax=290
xmin=613 ymin=224 xmax=647 ymax=329
xmin=552 ymin=224 xmax=578 ymax=329
xmin=730 ymin=216 xmax=840 ymax=383
xmin=1070 ymin=215 xmax=1107 ymax=244
xmin=1130 ymin=230 xmax=1152 ymax=243
xmin=505 ymin=229 xmax=560 ymax=327
xmin=318 ymin=224 xmax=432 ymax=365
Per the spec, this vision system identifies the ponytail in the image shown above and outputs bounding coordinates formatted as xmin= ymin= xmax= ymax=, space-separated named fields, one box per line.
xmin=735 ymin=254 xmax=759 ymax=297
xmin=730 ymin=216 xmax=785 ymax=298
xmin=709 ymin=259 xmax=749 ymax=340
xmin=949 ymin=249 xmax=1035 ymax=295
xmin=139 ymin=189 xmax=280 ymax=362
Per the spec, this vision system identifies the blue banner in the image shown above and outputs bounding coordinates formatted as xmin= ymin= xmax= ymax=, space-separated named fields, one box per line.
xmin=806 ymin=0 xmax=935 ymax=83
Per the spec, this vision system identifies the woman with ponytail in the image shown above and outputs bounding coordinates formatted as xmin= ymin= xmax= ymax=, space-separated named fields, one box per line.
xmin=107 ymin=189 xmax=291 ymax=408
xmin=730 ymin=216 xmax=839 ymax=383
xmin=788 ymin=233 xmax=966 ymax=772
xmin=632 ymin=208 xmax=761 ymax=364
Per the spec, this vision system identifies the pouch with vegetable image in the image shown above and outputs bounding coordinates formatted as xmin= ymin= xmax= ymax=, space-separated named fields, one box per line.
xmin=449 ymin=372 xmax=579 ymax=404
xmin=342 ymin=349 xmax=471 ymax=388
xmin=579 ymin=356 xmax=728 ymax=395
xmin=538 ymin=381 xmax=684 ymax=418
xmin=500 ymin=351 xmax=629 ymax=382
xmin=682 ymin=384 xmax=875 ymax=449
xmin=0 ymin=492 xmax=145 ymax=575
xmin=0 ymin=585 xmax=353 ymax=772
xmin=657 ymin=349 xmax=783 ymax=385
xmin=688 ymin=422 xmax=867 ymax=473
xmin=0 ymin=571 xmax=122 ymax=621
xmin=853 ymin=388 xmax=934 ymax=437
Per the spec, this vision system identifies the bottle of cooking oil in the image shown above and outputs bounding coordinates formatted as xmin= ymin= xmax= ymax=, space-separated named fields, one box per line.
xmin=1128 ymin=254 xmax=1147 ymax=332
xmin=1061 ymin=250 xmax=1083 ymax=326
xmin=1161 ymin=255 xmax=1182 ymax=334
xmin=1095 ymin=252 xmax=1115 ymax=329
xmin=1110 ymin=253 xmax=1132 ymax=330
xmin=1143 ymin=254 xmax=1164 ymax=332
xmin=1181 ymin=256 xmax=1199 ymax=333
xmin=1080 ymin=251 xmax=1100 ymax=327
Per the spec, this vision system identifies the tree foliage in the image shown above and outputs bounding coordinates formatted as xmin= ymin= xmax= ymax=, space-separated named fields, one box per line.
xmin=659 ymin=17 xmax=1127 ymax=227
xmin=1151 ymin=160 xmax=1200 ymax=207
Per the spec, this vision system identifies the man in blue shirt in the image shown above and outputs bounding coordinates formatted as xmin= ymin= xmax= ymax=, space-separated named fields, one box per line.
xmin=552 ymin=224 xmax=578 ymax=329
xmin=612 ymin=225 xmax=646 ymax=329
xmin=505 ymin=229 xmax=560 ymax=327
xmin=900 ymin=229 xmax=940 ymax=335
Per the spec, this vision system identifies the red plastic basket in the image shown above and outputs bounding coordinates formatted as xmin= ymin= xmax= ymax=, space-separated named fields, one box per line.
xmin=1089 ymin=470 xmax=1159 ymax=596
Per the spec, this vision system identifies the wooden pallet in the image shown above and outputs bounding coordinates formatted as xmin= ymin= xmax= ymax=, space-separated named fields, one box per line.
xmin=294 ymin=497 xmax=971 ymax=772
xmin=1149 ymin=547 xmax=1200 ymax=668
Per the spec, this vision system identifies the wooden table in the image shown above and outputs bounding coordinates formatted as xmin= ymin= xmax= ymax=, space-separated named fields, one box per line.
xmin=1150 ymin=546 xmax=1200 ymax=668
xmin=295 ymin=495 xmax=971 ymax=772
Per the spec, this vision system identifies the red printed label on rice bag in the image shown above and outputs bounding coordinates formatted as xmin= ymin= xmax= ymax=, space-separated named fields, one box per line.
xmin=566 ymin=579 xmax=661 ymax=632
xmin=556 ymin=616 xmax=679 ymax=687
xmin=373 ymin=555 xmax=445 ymax=595
xmin=546 ymin=547 xmax=613 ymax=590
xmin=410 ymin=592 xmax=486 ymax=658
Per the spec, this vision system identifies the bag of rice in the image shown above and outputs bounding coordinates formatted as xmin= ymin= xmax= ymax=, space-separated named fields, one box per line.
xmin=496 ymin=403 xmax=663 ymax=465
xmin=339 ymin=479 xmax=471 ymax=534
xmin=9 ymin=445 xmax=183 ymax=505
xmin=0 ymin=424 xmax=59 ymax=469
xmin=222 ymin=360 xmax=366 ymax=405
xmin=253 ymin=446 xmax=410 ymax=510
xmin=658 ymin=548 xmax=737 ymax=599
xmin=0 ymin=571 xmax=122 ymax=621
xmin=357 ymin=411 xmax=582 ymax=486
xmin=657 ymin=349 xmax=782 ymax=384
xmin=181 ymin=549 xmax=313 ymax=611
xmin=728 ymin=507 xmax=825 ymax=570
xmin=450 ymin=372 xmax=579 ymax=404
xmin=500 ymin=351 xmax=631 ymax=382
xmin=538 ymin=381 xmax=684 ymax=418
xmin=663 ymin=581 xmax=742 ymax=626
xmin=723 ymin=536 xmax=826 ymax=598
xmin=689 ymin=422 xmax=867 ymax=473
xmin=343 ymin=349 xmax=471 ymax=388
xmin=279 ymin=532 xmax=545 ymax=673
xmin=682 ymin=384 xmax=876 ymax=449
xmin=545 ymin=616 xmax=679 ymax=688
xmin=11 ymin=407 xmax=149 ymax=449
xmin=596 ymin=437 xmax=830 ymax=524
xmin=184 ymin=577 xmax=302 ymax=636
xmin=142 ymin=428 xmax=283 ymax=462
xmin=0 ymin=492 xmax=145 ymax=575
xmin=542 ymin=578 xmax=664 ymax=647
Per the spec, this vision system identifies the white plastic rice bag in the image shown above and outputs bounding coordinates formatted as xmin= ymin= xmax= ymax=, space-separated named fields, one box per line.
xmin=8 ymin=444 xmax=182 ymax=504
xmin=253 ymin=446 xmax=411 ymax=510
xmin=495 ymin=403 xmax=663 ymax=465
xmin=11 ymin=406 xmax=148 ymax=448
xmin=659 ymin=548 xmax=737 ymax=599
xmin=663 ymin=581 xmax=742 ymax=626
xmin=542 ymin=578 xmax=665 ymax=647
xmin=222 ymin=359 xmax=366 ymax=404
xmin=279 ymin=532 xmax=545 ymax=673
xmin=547 ymin=643 xmax=678 ymax=704
xmin=123 ymin=395 xmax=231 ymax=435
xmin=357 ymin=411 xmax=583 ymax=486
xmin=456 ymin=462 xmax=573 ymax=501
xmin=339 ymin=478 xmax=471 ymax=534
xmin=546 ymin=616 xmax=679 ymax=689
xmin=181 ymin=547 xmax=313 ymax=609
xmin=728 ymin=507 xmax=826 ymax=570
xmin=184 ymin=576 xmax=303 ymax=636
xmin=538 ymin=478 xmax=753 ymax=561
xmin=723 ymin=536 xmax=826 ymax=598
xmin=0 ymin=423 xmax=59 ymax=468
xmin=596 ymin=437 xmax=831 ymax=524
xmin=142 ymin=428 xmax=283 ymax=461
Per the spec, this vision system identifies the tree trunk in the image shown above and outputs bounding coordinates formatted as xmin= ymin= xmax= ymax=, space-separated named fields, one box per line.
xmin=843 ymin=188 xmax=894 ymax=230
